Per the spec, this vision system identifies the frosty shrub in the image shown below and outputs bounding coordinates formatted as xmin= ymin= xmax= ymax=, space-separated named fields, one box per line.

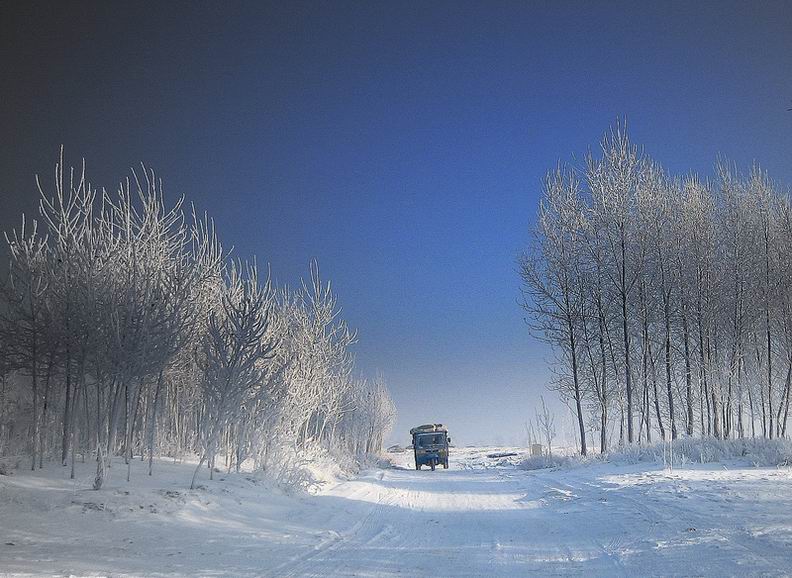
xmin=606 ymin=437 xmax=792 ymax=467
xmin=518 ymin=454 xmax=578 ymax=471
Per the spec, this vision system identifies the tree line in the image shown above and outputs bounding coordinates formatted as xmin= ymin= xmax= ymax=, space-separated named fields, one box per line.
xmin=521 ymin=125 xmax=792 ymax=455
xmin=0 ymin=151 xmax=396 ymax=488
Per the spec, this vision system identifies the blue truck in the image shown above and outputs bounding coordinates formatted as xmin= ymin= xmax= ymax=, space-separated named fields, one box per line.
xmin=410 ymin=424 xmax=450 ymax=470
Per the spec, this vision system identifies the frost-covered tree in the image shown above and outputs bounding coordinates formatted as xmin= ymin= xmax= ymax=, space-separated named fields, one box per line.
xmin=2 ymin=216 xmax=49 ymax=470
xmin=1 ymin=150 xmax=396 ymax=490
xmin=520 ymin=166 xmax=588 ymax=455
xmin=586 ymin=126 xmax=647 ymax=444
xmin=522 ymin=124 xmax=792 ymax=452
xmin=536 ymin=395 xmax=556 ymax=456
xmin=191 ymin=263 xmax=276 ymax=489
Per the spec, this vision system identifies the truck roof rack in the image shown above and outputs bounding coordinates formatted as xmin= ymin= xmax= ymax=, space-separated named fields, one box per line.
xmin=410 ymin=424 xmax=447 ymax=434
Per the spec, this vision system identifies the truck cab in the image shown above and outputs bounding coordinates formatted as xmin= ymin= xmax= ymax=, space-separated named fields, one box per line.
xmin=410 ymin=424 xmax=450 ymax=470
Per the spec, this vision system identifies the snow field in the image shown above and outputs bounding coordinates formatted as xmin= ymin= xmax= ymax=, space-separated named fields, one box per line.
xmin=2 ymin=448 xmax=792 ymax=576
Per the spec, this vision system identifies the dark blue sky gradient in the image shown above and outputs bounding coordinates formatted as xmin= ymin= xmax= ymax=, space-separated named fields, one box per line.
xmin=1 ymin=1 xmax=791 ymax=444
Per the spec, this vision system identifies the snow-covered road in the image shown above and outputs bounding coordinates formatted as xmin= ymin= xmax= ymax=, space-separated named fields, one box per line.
xmin=2 ymin=450 xmax=792 ymax=576
xmin=270 ymin=453 xmax=792 ymax=577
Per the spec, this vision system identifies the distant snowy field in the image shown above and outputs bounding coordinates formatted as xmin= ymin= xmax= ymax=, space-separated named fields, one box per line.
xmin=2 ymin=446 xmax=792 ymax=577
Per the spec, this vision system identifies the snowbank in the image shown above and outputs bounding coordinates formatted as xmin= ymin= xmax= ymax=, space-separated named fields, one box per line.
xmin=518 ymin=437 xmax=792 ymax=472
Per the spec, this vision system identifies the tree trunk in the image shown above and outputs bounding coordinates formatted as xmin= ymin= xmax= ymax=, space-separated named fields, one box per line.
xmin=30 ymin=304 xmax=38 ymax=471
xmin=682 ymin=308 xmax=694 ymax=435
xmin=776 ymin=358 xmax=792 ymax=438
xmin=40 ymin=352 xmax=54 ymax=468
xmin=598 ymin=311 xmax=608 ymax=453
xmin=567 ymin=317 xmax=587 ymax=456
xmin=622 ymin=289 xmax=633 ymax=443
xmin=767 ymin=314 xmax=773 ymax=439
xmin=148 ymin=370 xmax=164 ymax=476
xmin=664 ymin=305 xmax=676 ymax=439
xmin=61 ymin=346 xmax=72 ymax=466
xmin=620 ymin=231 xmax=634 ymax=444
xmin=765 ymin=225 xmax=773 ymax=439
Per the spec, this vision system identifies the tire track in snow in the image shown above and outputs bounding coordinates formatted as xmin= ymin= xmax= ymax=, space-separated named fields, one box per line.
xmin=268 ymin=473 xmax=389 ymax=578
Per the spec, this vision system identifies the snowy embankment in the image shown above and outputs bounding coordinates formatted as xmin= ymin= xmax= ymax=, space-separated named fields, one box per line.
xmin=3 ymin=443 xmax=792 ymax=577
xmin=517 ymin=437 xmax=792 ymax=471
xmin=0 ymin=456 xmax=357 ymax=577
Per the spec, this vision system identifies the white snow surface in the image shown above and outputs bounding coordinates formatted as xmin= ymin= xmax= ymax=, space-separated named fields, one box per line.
xmin=2 ymin=448 xmax=792 ymax=577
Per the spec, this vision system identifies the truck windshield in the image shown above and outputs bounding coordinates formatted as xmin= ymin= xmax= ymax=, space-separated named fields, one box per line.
xmin=417 ymin=434 xmax=445 ymax=447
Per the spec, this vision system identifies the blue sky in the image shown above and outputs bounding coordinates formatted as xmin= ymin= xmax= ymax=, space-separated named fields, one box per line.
xmin=2 ymin=1 xmax=791 ymax=444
